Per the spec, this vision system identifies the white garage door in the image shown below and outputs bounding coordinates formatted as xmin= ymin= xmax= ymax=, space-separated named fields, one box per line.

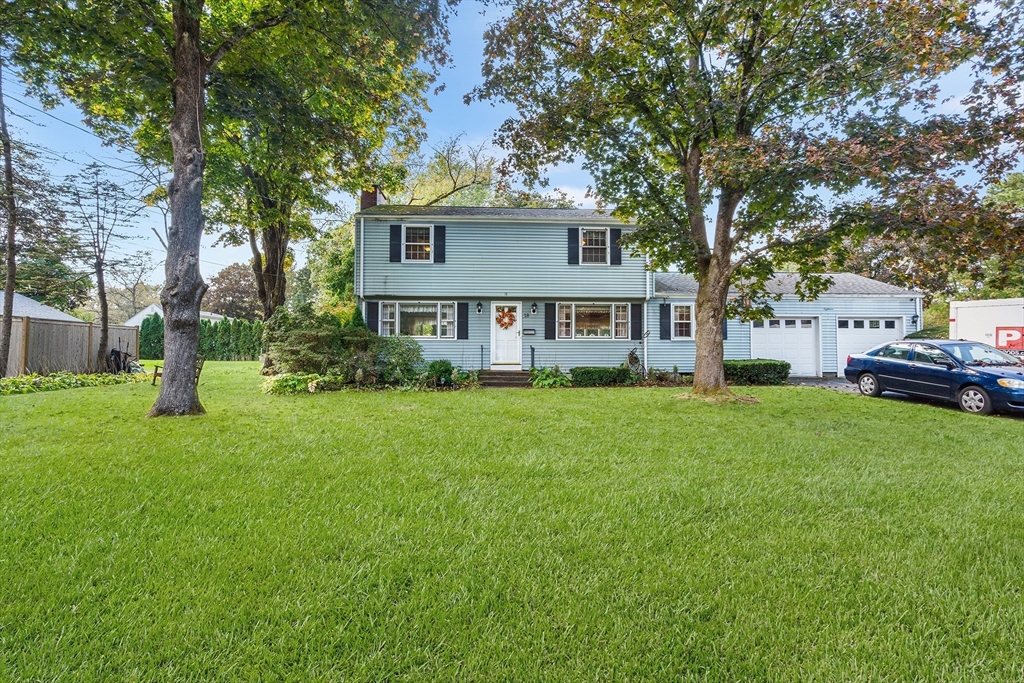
xmin=836 ymin=317 xmax=903 ymax=364
xmin=750 ymin=317 xmax=820 ymax=377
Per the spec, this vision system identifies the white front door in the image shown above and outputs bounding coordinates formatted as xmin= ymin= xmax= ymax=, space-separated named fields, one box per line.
xmin=750 ymin=317 xmax=820 ymax=377
xmin=491 ymin=302 xmax=522 ymax=369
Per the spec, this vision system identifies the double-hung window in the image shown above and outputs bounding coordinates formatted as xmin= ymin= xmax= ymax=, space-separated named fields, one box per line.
xmin=672 ymin=304 xmax=693 ymax=339
xmin=403 ymin=225 xmax=432 ymax=262
xmin=580 ymin=228 xmax=608 ymax=264
xmin=380 ymin=302 xmax=455 ymax=339
xmin=556 ymin=303 xmax=630 ymax=339
xmin=380 ymin=303 xmax=397 ymax=337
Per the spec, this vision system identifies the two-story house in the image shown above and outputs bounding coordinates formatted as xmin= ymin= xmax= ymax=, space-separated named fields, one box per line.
xmin=353 ymin=198 xmax=924 ymax=377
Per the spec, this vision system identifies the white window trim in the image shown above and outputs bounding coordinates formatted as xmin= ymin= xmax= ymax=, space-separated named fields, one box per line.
xmin=401 ymin=224 xmax=434 ymax=264
xmin=671 ymin=303 xmax=695 ymax=340
xmin=379 ymin=301 xmax=456 ymax=339
xmin=556 ymin=302 xmax=630 ymax=340
xmin=579 ymin=227 xmax=610 ymax=266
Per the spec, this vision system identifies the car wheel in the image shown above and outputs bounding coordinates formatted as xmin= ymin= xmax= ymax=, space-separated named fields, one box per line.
xmin=858 ymin=372 xmax=882 ymax=397
xmin=958 ymin=386 xmax=994 ymax=415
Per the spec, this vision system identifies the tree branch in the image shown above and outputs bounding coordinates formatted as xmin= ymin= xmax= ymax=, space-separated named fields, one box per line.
xmin=205 ymin=11 xmax=290 ymax=73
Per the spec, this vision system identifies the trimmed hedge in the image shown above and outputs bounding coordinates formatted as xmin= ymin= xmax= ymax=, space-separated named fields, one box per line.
xmin=723 ymin=359 xmax=791 ymax=385
xmin=569 ymin=366 xmax=635 ymax=387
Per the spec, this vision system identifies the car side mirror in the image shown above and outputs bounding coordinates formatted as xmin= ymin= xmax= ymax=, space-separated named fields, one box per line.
xmin=938 ymin=359 xmax=955 ymax=368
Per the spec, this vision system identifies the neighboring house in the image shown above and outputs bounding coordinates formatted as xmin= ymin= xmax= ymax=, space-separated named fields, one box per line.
xmin=353 ymin=201 xmax=923 ymax=377
xmin=0 ymin=291 xmax=83 ymax=323
xmin=123 ymin=303 xmax=226 ymax=328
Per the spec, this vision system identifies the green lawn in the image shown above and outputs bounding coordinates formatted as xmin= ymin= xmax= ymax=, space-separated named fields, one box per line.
xmin=2 ymin=363 xmax=1024 ymax=680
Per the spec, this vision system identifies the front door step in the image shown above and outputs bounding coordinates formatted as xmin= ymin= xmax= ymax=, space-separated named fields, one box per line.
xmin=478 ymin=370 xmax=531 ymax=388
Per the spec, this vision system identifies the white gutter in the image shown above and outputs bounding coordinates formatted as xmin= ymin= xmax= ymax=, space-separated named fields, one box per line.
xmin=643 ymin=259 xmax=650 ymax=371
xmin=358 ymin=216 xmax=365 ymax=300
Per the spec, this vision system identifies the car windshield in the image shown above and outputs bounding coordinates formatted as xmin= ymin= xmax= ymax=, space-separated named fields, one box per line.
xmin=940 ymin=342 xmax=1022 ymax=367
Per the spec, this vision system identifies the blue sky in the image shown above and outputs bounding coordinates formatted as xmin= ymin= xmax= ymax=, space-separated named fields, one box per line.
xmin=2 ymin=1 xmax=592 ymax=285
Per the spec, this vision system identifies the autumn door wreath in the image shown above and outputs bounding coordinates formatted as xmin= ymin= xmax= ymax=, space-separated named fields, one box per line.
xmin=495 ymin=307 xmax=517 ymax=330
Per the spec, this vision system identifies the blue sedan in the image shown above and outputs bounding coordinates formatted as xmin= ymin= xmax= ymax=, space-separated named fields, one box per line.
xmin=844 ymin=339 xmax=1024 ymax=415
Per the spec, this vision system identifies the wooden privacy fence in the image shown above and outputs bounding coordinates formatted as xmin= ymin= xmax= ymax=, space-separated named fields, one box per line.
xmin=2 ymin=316 xmax=140 ymax=378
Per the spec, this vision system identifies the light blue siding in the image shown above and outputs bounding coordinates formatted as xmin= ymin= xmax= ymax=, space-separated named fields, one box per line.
xmin=645 ymin=296 xmax=921 ymax=375
xmin=357 ymin=218 xmax=645 ymax=299
xmin=374 ymin=299 xmax=644 ymax=371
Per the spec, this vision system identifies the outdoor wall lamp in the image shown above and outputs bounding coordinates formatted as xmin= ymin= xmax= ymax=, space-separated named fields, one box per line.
xmin=911 ymin=314 xmax=919 ymax=324
xmin=531 ymin=302 xmax=538 ymax=315
xmin=476 ymin=302 xmax=483 ymax=314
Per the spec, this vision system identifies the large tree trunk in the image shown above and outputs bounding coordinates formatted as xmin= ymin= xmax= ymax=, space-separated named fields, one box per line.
xmin=150 ymin=1 xmax=208 ymax=416
xmin=94 ymin=259 xmax=109 ymax=371
xmin=692 ymin=258 xmax=732 ymax=395
xmin=0 ymin=57 xmax=16 ymax=378
xmin=249 ymin=223 xmax=289 ymax=321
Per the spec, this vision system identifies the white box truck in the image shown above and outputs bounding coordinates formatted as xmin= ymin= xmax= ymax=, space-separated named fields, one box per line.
xmin=949 ymin=298 xmax=1024 ymax=354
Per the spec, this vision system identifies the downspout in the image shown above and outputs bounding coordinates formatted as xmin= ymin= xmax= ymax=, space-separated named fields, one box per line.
xmin=359 ymin=216 xmax=365 ymax=301
xmin=643 ymin=258 xmax=651 ymax=370
xmin=916 ymin=295 xmax=923 ymax=333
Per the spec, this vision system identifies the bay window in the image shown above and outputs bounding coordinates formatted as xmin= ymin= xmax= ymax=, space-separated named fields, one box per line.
xmin=380 ymin=302 xmax=456 ymax=339
xmin=556 ymin=303 xmax=630 ymax=340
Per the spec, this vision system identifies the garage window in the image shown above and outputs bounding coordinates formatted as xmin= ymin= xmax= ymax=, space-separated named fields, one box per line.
xmin=854 ymin=320 xmax=865 ymax=329
xmin=753 ymin=320 xmax=764 ymax=328
xmin=869 ymin=320 xmax=880 ymax=329
xmin=838 ymin=319 xmax=849 ymax=329
xmin=885 ymin=320 xmax=896 ymax=329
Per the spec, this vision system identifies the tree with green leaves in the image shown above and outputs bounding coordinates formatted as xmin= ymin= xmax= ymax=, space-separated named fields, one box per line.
xmin=205 ymin=18 xmax=428 ymax=321
xmin=0 ymin=84 xmax=72 ymax=375
xmin=474 ymin=0 xmax=1017 ymax=394
xmin=7 ymin=0 xmax=454 ymax=414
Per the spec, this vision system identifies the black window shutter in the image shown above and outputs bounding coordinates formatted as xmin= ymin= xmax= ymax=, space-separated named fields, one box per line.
xmin=660 ymin=303 xmax=671 ymax=340
xmin=433 ymin=226 xmax=445 ymax=263
xmin=722 ymin=317 xmax=728 ymax=341
xmin=366 ymin=301 xmax=379 ymax=334
xmin=457 ymin=302 xmax=469 ymax=339
xmin=630 ymin=303 xmax=642 ymax=340
xmin=545 ymin=303 xmax=556 ymax=339
xmin=567 ymin=228 xmax=579 ymax=265
xmin=389 ymin=225 xmax=401 ymax=262
xmin=610 ymin=228 xmax=622 ymax=265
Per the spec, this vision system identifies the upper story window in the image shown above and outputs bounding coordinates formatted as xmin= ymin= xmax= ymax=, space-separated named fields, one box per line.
xmin=581 ymin=228 xmax=608 ymax=264
xmin=556 ymin=303 xmax=629 ymax=339
xmin=404 ymin=225 xmax=432 ymax=262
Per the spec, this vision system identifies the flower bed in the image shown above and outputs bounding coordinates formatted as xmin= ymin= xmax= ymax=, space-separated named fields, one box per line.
xmin=1 ymin=372 xmax=151 ymax=396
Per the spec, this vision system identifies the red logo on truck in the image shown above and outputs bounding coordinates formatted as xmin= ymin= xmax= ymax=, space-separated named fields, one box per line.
xmin=995 ymin=327 xmax=1024 ymax=350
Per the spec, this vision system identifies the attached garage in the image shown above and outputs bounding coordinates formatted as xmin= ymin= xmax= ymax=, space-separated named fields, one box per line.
xmin=648 ymin=272 xmax=924 ymax=377
xmin=836 ymin=317 xmax=903 ymax=364
xmin=750 ymin=317 xmax=820 ymax=377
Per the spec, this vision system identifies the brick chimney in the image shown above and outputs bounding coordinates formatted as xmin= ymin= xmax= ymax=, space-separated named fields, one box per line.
xmin=360 ymin=185 xmax=387 ymax=211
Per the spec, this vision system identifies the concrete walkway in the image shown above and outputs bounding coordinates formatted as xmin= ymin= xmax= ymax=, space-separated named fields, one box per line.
xmin=788 ymin=377 xmax=858 ymax=393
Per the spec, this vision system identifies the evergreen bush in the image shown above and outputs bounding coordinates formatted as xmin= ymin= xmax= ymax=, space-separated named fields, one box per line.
xmin=139 ymin=313 xmax=164 ymax=360
xmin=723 ymin=359 xmax=791 ymax=385
xmin=569 ymin=366 xmax=635 ymax=387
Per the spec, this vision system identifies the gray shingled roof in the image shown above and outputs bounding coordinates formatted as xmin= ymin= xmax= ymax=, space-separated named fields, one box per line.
xmin=0 ymin=292 xmax=83 ymax=321
xmin=654 ymin=272 xmax=919 ymax=297
xmin=357 ymin=205 xmax=622 ymax=221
